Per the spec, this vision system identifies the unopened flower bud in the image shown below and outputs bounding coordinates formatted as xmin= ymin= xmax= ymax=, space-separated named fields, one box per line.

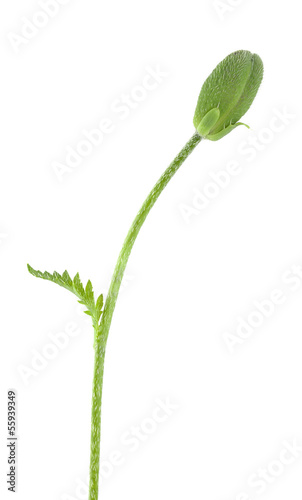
xmin=193 ymin=50 xmax=264 ymax=141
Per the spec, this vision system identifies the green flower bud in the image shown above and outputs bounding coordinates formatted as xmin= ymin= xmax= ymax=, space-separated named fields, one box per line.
xmin=193 ymin=50 xmax=264 ymax=141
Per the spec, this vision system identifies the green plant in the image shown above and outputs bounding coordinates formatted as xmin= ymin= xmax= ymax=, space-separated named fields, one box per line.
xmin=28 ymin=50 xmax=263 ymax=500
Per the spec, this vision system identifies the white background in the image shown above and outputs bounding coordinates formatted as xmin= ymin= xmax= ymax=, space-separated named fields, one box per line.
xmin=1 ymin=1 xmax=302 ymax=499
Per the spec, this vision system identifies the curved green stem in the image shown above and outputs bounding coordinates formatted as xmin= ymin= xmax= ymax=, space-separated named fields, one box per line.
xmin=88 ymin=131 xmax=202 ymax=500
xmin=101 ymin=132 xmax=202 ymax=345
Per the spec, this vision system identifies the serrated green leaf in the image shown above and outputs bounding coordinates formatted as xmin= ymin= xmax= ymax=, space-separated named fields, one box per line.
xmin=62 ymin=270 xmax=72 ymax=287
xmin=85 ymin=280 xmax=94 ymax=306
xmin=53 ymin=271 xmax=64 ymax=285
xmin=73 ymin=273 xmax=85 ymax=297
xmin=28 ymin=264 xmax=105 ymax=328
xmin=27 ymin=265 xmax=39 ymax=277
xmin=95 ymin=294 xmax=104 ymax=322
xmin=28 ymin=264 xmax=75 ymax=297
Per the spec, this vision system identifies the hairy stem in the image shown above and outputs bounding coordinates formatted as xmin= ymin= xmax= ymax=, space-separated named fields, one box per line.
xmin=88 ymin=131 xmax=202 ymax=500
xmin=89 ymin=340 xmax=105 ymax=500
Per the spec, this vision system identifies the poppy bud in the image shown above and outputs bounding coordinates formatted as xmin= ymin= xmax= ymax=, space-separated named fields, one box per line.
xmin=193 ymin=50 xmax=264 ymax=141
